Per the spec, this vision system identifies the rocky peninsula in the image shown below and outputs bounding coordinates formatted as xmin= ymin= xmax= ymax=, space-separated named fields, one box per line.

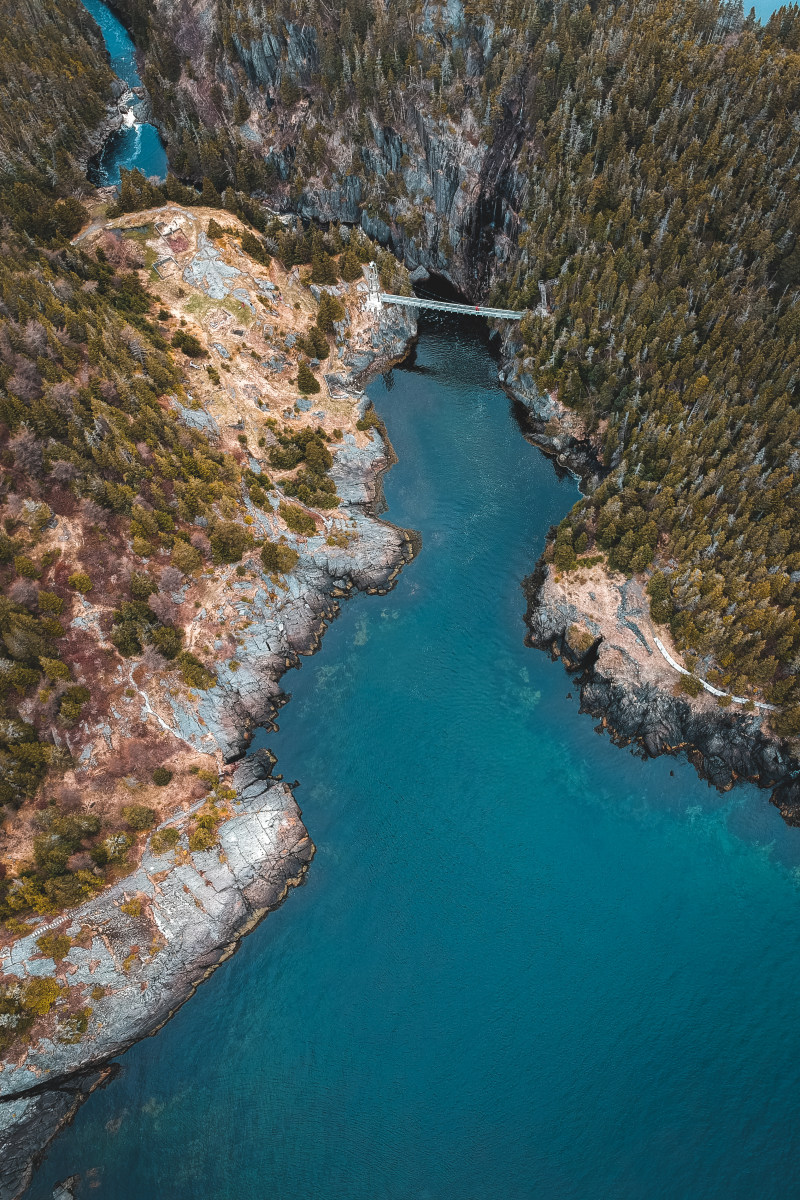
xmin=0 ymin=207 xmax=417 ymax=1200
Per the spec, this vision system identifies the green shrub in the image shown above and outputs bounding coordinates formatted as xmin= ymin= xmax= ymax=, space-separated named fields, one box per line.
xmin=14 ymin=555 xmax=40 ymax=579
xmin=150 ymin=826 xmax=180 ymax=854
xmin=150 ymin=624 xmax=183 ymax=660
xmin=152 ymin=767 xmax=173 ymax=787
xmin=58 ymin=685 xmax=90 ymax=722
xmin=297 ymin=361 xmax=321 ymax=395
xmin=38 ymin=591 xmax=64 ymax=615
xmin=32 ymin=811 xmax=101 ymax=879
xmin=261 ymin=540 xmax=300 ymax=573
xmin=67 ymin=572 xmax=92 ymax=594
xmin=210 ymin=521 xmax=250 ymax=563
xmin=130 ymin=572 xmax=157 ymax=600
xmin=120 ymin=898 xmax=143 ymax=916
xmin=171 ymin=330 xmax=206 ymax=357
xmin=188 ymin=825 xmax=216 ymax=852
xmin=680 ymin=674 xmax=702 ymax=698
xmin=177 ymin=650 xmax=216 ymax=689
xmin=0 ymin=975 xmax=67 ymax=1053
xmin=172 ymin=540 xmax=203 ymax=574
xmin=25 ymin=976 xmax=65 ymax=1015
xmin=122 ymin=803 xmax=156 ymax=830
xmin=96 ymin=832 xmax=132 ymax=864
xmin=111 ymin=624 xmax=143 ymax=657
xmin=240 ymin=228 xmax=270 ymax=265
xmin=282 ymin=469 xmax=338 ymax=508
xmin=356 ymin=407 xmax=381 ymax=432
xmin=39 ymin=657 xmax=70 ymax=682
xmin=36 ymin=931 xmax=71 ymax=960
xmin=278 ymin=503 xmax=316 ymax=536
xmin=207 ymin=218 xmax=225 ymax=239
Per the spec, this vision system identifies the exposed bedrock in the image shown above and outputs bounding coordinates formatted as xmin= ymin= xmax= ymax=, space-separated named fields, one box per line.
xmin=524 ymin=559 xmax=800 ymax=821
xmin=0 ymin=752 xmax=313 ymax=1200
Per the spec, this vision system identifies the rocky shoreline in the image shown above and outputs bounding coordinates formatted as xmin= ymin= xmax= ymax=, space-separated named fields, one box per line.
xmin=522 ymin=550 xmax=800 ymax=823
xmin=491 ymin=326 xmax=800 ymax=818
xmin=0 ymin=301 xmax=417 ymax=1200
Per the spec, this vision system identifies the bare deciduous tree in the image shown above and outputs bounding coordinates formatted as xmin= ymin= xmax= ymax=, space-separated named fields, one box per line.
xmin=148 ymin=593 xmax=176 ymax=623
xmin=9 ymin=428 xmax=43 ymax=477
xmin=159 ymin=566 xmax=183 ymax=594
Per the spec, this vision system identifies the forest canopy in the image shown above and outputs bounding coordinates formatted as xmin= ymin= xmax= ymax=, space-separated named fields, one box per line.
xmin=109 ymin=0 xmax=800 ymax=726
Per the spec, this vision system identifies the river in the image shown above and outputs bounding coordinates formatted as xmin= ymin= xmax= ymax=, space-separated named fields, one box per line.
xmin=80 ymin=0 xmax=167 ymax=187
xmin=26 ymin=313 xmax=800 ymax=1198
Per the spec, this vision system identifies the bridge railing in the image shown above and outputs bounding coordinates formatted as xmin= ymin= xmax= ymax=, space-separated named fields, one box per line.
xmin=379 ymin=293 xmax=525 ymax=320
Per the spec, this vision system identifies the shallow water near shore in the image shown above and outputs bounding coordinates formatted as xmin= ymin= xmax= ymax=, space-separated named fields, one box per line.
xmin=29 ymin=315 xmax=800 ymax=1199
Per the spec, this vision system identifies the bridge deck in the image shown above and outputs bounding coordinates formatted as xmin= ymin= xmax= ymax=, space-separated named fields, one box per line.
xmin=379 ymin=293 xmax=524 ymax=320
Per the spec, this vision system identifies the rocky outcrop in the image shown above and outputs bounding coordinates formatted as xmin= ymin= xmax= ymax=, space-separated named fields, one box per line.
xmin=498 ymin=329 xmax=605 ymax=493
xmin=0 ymin=752 xmax=311 ymax=1200
xmin=524 ymin=559 xmax=800 ymax=819
xmin=181 ymin=422 xmax=417 ymax=763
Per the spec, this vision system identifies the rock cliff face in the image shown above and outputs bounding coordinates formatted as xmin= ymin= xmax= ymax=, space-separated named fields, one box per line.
xmin=524 ymin=559 xmax=800 ymax=821
xmin=497 ymin=328 xmax=606 ymax=493
xmin=293 ymin=107 xmax=524 ymax=299
xmin=113 ymin=0 xmax=527 ymax=299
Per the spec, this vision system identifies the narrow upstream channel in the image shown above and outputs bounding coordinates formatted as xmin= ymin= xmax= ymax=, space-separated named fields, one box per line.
xmin=29 ymin=313 xmax=800 ymax=1199
xmin=80 ymin=0 xmax=168 ymax=186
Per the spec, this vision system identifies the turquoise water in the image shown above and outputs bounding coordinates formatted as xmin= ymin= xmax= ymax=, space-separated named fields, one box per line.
xmin=81 ymin=0 xmax=141 ymax=87
xmin=80 ymin=0 xmax=168 ymax=186
xmin=27 ymin=317 xmax=800 ymax=1198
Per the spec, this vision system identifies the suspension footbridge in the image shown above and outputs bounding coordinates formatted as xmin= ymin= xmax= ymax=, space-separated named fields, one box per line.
xmin=364 ymin=261 xmax=531 ymax=321
xmin=379 ymin=293 xmax=525 ymax=320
